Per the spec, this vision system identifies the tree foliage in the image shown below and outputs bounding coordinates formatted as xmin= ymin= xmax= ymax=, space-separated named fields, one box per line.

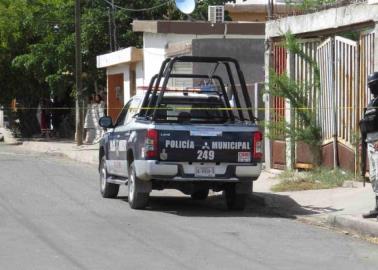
xmin=0 ymin=0 xmax=231 ymax=103
xmin=0 ymin=0 xmax=230 ymax=136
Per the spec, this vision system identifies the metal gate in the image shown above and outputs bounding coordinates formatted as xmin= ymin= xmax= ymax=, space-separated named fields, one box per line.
xmin=316 ymin=35 xmax=373 ymax=170
xmin=317 ymin=38 xmax=335 ymax=145
xmin=359 ymin=31 xmax=375 ymax=119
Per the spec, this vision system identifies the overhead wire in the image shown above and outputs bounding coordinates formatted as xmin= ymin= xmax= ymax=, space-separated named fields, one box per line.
xmin=102 ymin=0 xmax=171 ymax=12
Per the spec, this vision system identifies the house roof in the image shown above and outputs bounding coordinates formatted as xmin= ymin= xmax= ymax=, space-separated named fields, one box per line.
xmin=96 ymin=47 xmax=143 ymax=68
xmin=132 ymin=20 xmax=265 ymax=36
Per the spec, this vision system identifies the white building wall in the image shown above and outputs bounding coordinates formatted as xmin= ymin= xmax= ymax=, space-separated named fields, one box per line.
xmin=143 ymin=33 xmax=195 ymax=83
xmin=143 ymin=32 xmax=264 ymax=84
xmin=123 ymin=67 xmax=131 ymax=103
xmin=136 ymin=61 xmax=144 ymax=88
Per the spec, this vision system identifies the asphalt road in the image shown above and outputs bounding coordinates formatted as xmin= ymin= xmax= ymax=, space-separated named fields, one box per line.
xmin=0 ymin=144 xmax=377 ymax=270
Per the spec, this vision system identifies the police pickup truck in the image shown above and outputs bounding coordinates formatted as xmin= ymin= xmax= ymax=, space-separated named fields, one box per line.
xmin=98 ymin=56 xmax=262 ymax=210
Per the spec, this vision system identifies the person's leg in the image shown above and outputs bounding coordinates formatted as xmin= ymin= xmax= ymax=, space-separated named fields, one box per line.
xmin=363 ymin=143 xmax=378 ymax=218
xmin=93 ymin=127 xmax=102 ymax=143
xmin=87 ymin=129 xmax=96 ymax=144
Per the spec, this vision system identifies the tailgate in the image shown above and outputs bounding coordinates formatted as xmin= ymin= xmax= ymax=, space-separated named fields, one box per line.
xmin=158 ymin=130 xmax=255 ymax=163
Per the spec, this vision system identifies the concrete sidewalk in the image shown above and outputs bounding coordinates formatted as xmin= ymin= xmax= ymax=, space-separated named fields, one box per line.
xmin=15 ymin=140 xmax=378 ymax=238
xmin=20 ymin=140 xmax=99 ymax=165
xmin=254 ymin=170 xmax=378 ymax=238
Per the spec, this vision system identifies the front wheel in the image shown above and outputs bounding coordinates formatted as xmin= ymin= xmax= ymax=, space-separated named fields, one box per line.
xmin=99 ymin=156 xmax=119 ymax=198
xmin=128 ymin=162 xmax=150 ymax=209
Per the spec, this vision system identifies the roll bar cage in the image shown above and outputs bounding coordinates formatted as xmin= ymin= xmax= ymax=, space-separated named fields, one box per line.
xmin=138 ymin=56 xmax=256 ymax=123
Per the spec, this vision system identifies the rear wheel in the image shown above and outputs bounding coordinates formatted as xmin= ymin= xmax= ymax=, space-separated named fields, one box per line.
xmin=128 ymin=162 xmax=150 ymax=209
xmin=191 ymin=189 xmax=209 ymax=200
xmin=99 ymin=156 xmax=119 ymax=198
xmin=223 ymin=184 xmax=247 ymax=211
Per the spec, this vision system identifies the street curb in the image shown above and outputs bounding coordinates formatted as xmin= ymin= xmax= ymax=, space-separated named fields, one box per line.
xmin=324 ymin=214 xmax=378 ymax=237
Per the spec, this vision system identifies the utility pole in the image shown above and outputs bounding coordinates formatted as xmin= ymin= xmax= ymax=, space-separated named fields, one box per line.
xmin=75 ymin=0 xmax=83 ymax=145
xmin=111 ymin=0 xmax=118 ymax=50
xmin=108 ymin=7 xmax=113 ymax=51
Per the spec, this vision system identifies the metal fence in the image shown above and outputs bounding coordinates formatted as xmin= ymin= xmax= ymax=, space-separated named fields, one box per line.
xmin=273 ymin=32 xmax=375 ymax=150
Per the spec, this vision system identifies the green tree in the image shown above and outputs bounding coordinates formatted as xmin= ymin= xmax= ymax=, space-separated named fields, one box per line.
xmin=0 ymin=0 xmax=232 ymax=136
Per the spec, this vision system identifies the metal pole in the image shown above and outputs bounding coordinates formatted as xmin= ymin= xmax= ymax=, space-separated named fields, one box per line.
xmin=111 ymin=0 xmax=118 ymax=50
xmin=75 ymin=0 xmax=83 ymax=145
xmin=267 ymin=0 xmax=273 ymax=20
xmin=254 ymin=82 xmax=259 ymax=121
xmin=108 ymin=8 xmax=113 ymax=51
xmin=331 ymin=37 xmax=338 ymax=168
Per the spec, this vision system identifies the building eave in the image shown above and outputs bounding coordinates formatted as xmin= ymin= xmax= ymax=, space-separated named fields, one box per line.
xmin=96 ymin=47 xmax=143 ymax=69
xmin=132 ymin=20 xmax=265 ymax=36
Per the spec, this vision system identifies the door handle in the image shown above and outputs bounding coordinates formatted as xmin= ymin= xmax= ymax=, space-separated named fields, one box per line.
xmin=116 ymin=135 xmax=121 ymax=138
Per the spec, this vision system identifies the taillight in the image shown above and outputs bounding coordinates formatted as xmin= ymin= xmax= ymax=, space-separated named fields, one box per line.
xmin=145 ymin=129 xmax=158 ymax=159
xmin=253 ymin=131 xmax=263 ymax=160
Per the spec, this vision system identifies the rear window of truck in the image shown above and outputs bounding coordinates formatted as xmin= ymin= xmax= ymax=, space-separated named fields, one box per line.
xmin=153 ymin=97 xmax=229 ymax=124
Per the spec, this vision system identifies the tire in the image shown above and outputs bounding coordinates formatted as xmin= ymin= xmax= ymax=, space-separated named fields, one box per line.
xmin=128 ymin=162 xmax=150 ymax=209
xmin=191 ymin=189 xmax=209 ymax=200
xmin=223 ymin=185 xmax=247 ymax=211
xmin=99 ymin=156 xmax=119 ymax=198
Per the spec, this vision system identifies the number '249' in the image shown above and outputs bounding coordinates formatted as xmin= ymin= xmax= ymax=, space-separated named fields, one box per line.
xmin=197 ymin=150 xmax=215 ymax=160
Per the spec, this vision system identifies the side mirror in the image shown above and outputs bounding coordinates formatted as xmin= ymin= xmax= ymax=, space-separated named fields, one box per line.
xmin=99 ymin=116 xmax=113 ymax=129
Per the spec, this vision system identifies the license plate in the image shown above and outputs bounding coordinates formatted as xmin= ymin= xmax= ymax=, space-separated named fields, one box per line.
xmin=195 ymin=167 xmax=215 ymax=177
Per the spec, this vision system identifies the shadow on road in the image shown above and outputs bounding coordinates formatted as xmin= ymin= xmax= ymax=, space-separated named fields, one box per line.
xmin=118 ymin=192 xmax=342 ymax=219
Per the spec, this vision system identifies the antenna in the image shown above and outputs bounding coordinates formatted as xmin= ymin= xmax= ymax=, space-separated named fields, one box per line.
xmin=175 ymin=0 xmax=196 ymax=14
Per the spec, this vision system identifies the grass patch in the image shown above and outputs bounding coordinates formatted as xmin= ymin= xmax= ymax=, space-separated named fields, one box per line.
xmin=271 ymin=167 xmax=354 ymax=192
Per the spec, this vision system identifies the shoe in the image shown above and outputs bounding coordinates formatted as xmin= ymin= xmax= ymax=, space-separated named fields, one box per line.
xmin=362 ymin=209 xmax=378 ymax=218
xmin=363 ymin=196 xmax=378 ymax=219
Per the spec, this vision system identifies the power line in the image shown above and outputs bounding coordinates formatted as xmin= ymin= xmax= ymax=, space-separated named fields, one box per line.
xmin=102 ymin=0 xmax=171 ymax=12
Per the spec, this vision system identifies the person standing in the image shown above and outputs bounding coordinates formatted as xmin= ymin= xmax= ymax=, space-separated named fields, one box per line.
xmin=93 ymin=94 xmax=105 ymax=143
xmin=361 ymin=72 xmax=378 ymax=219
xmin=84 ymin=95 xmax=96 ymax=143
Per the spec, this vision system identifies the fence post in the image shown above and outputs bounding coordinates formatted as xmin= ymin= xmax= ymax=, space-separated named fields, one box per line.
xmin=331 ymin=37 xmax=338 ymax=169
xmin=285 ymin=51 xmax=295 ymax=170
xmin=264 ymin=39 xmax=273 ymax=169
xmin=264 ymin=40 xmax=272 ymax=169
xmin=374 ymin=23 xmax=378 ymax=72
